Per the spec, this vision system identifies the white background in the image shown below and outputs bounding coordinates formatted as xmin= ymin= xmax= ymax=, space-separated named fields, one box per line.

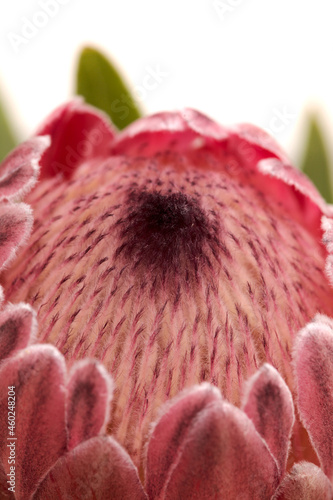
xmin=1 ymin=0 xmax=332 ymax=164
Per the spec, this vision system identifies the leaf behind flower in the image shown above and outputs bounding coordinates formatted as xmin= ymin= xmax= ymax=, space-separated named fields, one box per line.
xmin=300 ymin=114 xmax=333 ymax=203
xmin=0 ymin=94 xmax=17 ymax=162
xmin=76 ymin=46 xmax=142 ymax=130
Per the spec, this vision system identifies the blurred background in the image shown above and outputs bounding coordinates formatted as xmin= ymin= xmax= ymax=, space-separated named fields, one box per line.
xmin=0 ymin=0 xmax=332 ymax=168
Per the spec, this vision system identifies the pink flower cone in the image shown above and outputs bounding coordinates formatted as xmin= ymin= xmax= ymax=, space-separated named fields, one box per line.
xmin=1 ymin=100 xmax=333 ymax=498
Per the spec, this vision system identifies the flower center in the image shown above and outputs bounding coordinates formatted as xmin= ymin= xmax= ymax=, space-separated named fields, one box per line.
xmin=115 ymin=190 xmax=218 ymax=288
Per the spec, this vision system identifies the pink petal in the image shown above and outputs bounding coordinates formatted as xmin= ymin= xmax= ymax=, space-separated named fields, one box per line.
xmin=273 ymin=462 xmax=333 ymax=500
xmin=36 ymin=99 xmax=116 ymax=179
xmin=293 ymin=316 xmax=333 ymax=481
xmin=0 ymin=136 xmax=50 ymax=201
xmin=111 ymin=109 xmax=229 ymax=157
xmin=67 ymin=360 xmax=113 ymax=450
xmin=145 ymin=383 xmax=222 ymax=499
xmin=230 ymin=122 xmax=290 ymax=164
xmin=257 ymin=157 xmax=330 ymax=234
xmin=146 ymin=383 xmax=279 ymax=499
xmin=242 ymin=363 xmax=294 ymax=475
xmin=0 ymin=303 xmax=37 ymax=362
xmin=0 ymin=203 xmax=33 ymax=271
xmin=0 ymin=287 xmax=5 ymax=309
xmin=231 ymin=120 xmax=330 ymax=218
xmin=34 ymin=436 xmax=147 ymax=500
xmin=0 ymin=345 xmax=67 ymax=500
xmin=322 ymin=216 xmax=333 ymax=286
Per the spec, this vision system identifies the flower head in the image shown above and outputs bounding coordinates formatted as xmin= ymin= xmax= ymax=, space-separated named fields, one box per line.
xmin=1 ymin=101 xmax=333 ymax=498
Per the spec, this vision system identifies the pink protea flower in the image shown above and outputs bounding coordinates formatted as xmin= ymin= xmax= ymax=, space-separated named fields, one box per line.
xmin=1 ymin=100 xmax=333 ymax=498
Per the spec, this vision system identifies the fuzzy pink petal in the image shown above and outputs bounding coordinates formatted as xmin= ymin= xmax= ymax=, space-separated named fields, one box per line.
xmin=36 ymin=99 xmax=116 ymax=179
xmin=67 ymin=360 xmax=113 ymax=450
xmin=206 ymin=118 xmax=331 ymax=231
xmin=146 ymin=383 xmax=279 ymax=500
xmin=294 ymin=316 xmax=333 ymax=481
xmin=228 ymin=123 xmax=333 ymax=238
xmin=111 ymin=109 xmax=229 ymax=157
xmin=257 ymin=157 xmax=330 ymax=234
xmin=230 ymin=122 xmax=290 ymax=163
xmin=0 ymin=303 xmax=36 ymax=362
xmin=0 ymin=136 xmax=50 ymax=201
xmin=0 ymin=287 xmax=5 ymax=311
xmin=322 ymin=216 xmax=333 ymax=286
xmin=34 ymin=436 xmax=147 ymax=500
xmin=145 ymin=383 xmax=222 ymax=499
xmin=0 ymin=203 xmax=33 ymax=271
xmin=242 ymin=363 xmax=294 ymax=475
xmin=0 ymin=345 xmax=67 ymax=500
xmin=112 ymin=108 xmax=289 ymax=163
xmin=272 ymin=462 xmax=333 ymax=500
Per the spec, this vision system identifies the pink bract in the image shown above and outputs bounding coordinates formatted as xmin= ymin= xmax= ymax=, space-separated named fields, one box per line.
xmin=0 ymin=101 xmax=333 ymax=498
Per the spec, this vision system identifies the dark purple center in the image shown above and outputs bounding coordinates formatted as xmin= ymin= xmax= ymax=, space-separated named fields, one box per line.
xmin=115 ymin=190 xmax=218 ymax=285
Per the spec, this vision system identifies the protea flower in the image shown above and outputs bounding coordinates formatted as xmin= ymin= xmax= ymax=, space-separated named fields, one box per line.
xmin=0 ymin=100 xmax=333 ymax=499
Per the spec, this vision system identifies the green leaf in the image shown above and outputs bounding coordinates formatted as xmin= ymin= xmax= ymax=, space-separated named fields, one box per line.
xmin=76 ymin=47 xmax=142 ymax=130
xmin=300 ymin=115 xmax=333 ymax=203
xmin=0 ymin=95 xmax=18 ymax=162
